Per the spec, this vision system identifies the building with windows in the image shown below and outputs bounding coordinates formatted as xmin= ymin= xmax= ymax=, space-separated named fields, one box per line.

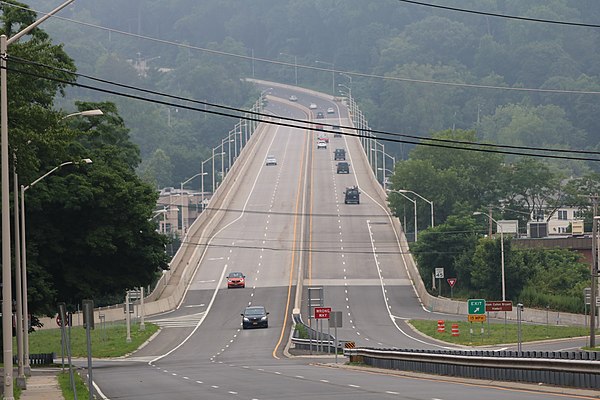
xmin=530 ymin=205 xmax=584 ymax=236
xmin=154 ymin=187 xmax=210 ymax=236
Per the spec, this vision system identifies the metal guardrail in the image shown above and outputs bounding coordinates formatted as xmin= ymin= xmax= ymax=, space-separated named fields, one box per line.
xmin=344 ymin=347 xmax=600 ymax=389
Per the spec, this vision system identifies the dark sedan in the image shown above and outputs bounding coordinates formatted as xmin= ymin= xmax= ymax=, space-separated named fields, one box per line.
xmin=241 ymin=305 xmax=269 ymax=329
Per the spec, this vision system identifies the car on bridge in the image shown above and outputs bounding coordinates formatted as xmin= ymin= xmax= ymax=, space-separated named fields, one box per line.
xmin=332 ymin=125 xmax=342 ymax=137
xmin=317 ymin=141 xmax=327 ymax=149
xmin=241 ymin=305 xmax=269 ymax=329
xmin=227 ymin=272 xmax=246 ymax=288
xmin=316 ymin=111 xmax=324 ymax=119
xmin=309 ymin=103 xmax=317 ymax=109
xmin=265 ymin=155 xmax=277 ymax=166
xmin=337 ymin=162 xmax=350 ymax=174
xmin=289 ymin=95 xmax=298 ymax=101
xmin=344 ymin=186 xmax=360 ymax=204
xmin=327 ymin=107 xmax=335 ymax=114
xmin=334 ymin=148 xmax=346 ymax=160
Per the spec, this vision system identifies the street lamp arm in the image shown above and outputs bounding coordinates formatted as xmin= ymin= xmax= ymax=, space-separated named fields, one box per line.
xmin=182 ymin=172 xmax=207 ymax=186
xmin=7 ymin=0 xmax=75 ymax=45
xmin=398 ymin=189 xmax=432 ymax=206
xmin=24 ymin=158 xmax=92 ymax=191
xmin=61 ymin=109 xmax=103 ymax=120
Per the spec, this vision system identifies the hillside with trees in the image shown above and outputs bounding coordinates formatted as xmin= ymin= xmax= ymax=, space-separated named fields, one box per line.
xmin=25 ymin=0 xmax=600 ymax=181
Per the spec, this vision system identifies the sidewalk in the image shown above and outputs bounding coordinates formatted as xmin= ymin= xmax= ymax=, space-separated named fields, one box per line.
xmin=19 ymin=368 xmax=63 ymax=400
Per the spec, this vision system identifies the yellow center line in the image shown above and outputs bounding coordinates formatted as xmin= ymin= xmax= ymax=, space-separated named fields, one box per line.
xmin=272 ymin=119 xmax=310 ymax=359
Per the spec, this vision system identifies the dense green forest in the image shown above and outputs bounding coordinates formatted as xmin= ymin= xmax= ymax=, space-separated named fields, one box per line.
xmin=27 ymin=0 xmax=600 ymax=186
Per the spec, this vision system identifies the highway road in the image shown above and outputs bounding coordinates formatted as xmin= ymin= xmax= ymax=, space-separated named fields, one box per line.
xmin=87 ymin=86 xmax=594 ymax=400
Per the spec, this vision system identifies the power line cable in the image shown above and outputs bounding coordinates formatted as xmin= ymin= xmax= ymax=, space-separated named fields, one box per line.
xmin=5 ymin=1 xmax=600 ymax=96
xmin=7 ymin=56 xmax=600 ymax=162
xmin=397 ymin=0 xmax=600 ymax=28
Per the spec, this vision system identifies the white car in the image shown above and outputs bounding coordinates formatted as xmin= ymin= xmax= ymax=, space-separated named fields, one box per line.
xmin=309 ymin=103 xmax=318 ymax=109
xmin=317 ymin=141 xmax=327 ymax=149
xmin=289 ymin=95 xmax=298 ymax=102
xmin=265 ymin=155 xmax=277 ymax=165
xmin=327 ymin=107 xmax=335 ymax=114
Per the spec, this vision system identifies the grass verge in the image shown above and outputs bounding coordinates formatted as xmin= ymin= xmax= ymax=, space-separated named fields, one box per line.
xmin=409 ymin=319 xmax=589 ymax=346
xmin=26 ymin=321 xmax=158 ymax=358
xmin=58 ymin=371 xmax=89 ymax=400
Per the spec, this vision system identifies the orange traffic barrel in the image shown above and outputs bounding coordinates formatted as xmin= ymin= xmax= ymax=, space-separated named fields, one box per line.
xmin=437 ymin=320 xmax=445 ymax=333
xmin=451 ymin=323 xmax=460 ymax=337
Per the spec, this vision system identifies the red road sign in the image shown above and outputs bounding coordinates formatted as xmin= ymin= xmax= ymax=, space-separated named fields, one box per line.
xmin=485 ymin=301 xmax=513 ymax=312
xmin=447 ymin=278 xmax=457 ymax=288
xmin=314 ymin=307 xmax=331 ymax=319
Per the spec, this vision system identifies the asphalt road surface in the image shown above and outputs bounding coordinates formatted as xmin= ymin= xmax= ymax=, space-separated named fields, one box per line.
xmin=87 ymin=87 xmax=594 ymax=400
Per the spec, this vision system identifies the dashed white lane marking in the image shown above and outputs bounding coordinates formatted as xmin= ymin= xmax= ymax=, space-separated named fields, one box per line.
xmin=348 ymin=384 xmax=360 ymax=388
xmin=320 ymin=379 xmax=329 ymax=383
xmin=196 ymin=380 xmax=203 ymax=384
xmin=386 ymin=391 xmax=399 ymax=395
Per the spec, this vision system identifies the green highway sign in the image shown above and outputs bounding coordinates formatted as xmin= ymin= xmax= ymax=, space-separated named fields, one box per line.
xmin=467 ymin=299 xmax=486 ymax=315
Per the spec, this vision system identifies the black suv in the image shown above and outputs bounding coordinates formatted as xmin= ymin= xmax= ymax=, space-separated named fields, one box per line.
xmin=337 ymin=162 xmax=349 ymax=174
xmin=344 ymin=186 xmax=360 ymax=204
xmin=334 ymin=148 xmax=346 ymax=160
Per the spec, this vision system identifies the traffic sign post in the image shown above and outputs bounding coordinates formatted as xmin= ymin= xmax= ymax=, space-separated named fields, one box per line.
xmin=447 ymin=278 xmax=457 ymax=299
xmin=314 ymin=306 xmax=331 ymax=353
xmin=329 ymin=311 xmax=343 ymax=363
xmin=468 ymin=314 xmax=486 ymax=322
xmin=485 ymin=301 xmax=513 ymax=312
xmin=307 ymin=287 xmax=324 ymax=354
xmin=435 ymin=268 xmax=444 ymax=296
xmin=467 ymin=299 xmax=485 ymax=315
xmin=314 ymin=307 xmax=331 ymax=319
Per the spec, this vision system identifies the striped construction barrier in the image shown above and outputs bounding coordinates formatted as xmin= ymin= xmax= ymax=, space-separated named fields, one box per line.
xmin=437 ymin=320 xmax=445 ymax=333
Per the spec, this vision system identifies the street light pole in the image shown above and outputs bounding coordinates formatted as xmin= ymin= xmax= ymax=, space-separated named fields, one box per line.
xmin=388 ymin=190 xmax=418 ymax=242
xmin=1 ymin=3 xmax=76 ymax=396
xmin=592 ymin=215 xmax=600 ymax=348
xmin=203 ymin=152 xmax=225 ymax=209
xmin=180 ymin=172 xmax=206 ymax=235
xmin=20 ymin=158 xmax=91 ymax=381
xmin=474 ymin=211 xmax=505 ymax=301
xmin=377 ymin=168 xmax=393 ymax=192
xmin=398 ymin=189 xmax=434 ymax=228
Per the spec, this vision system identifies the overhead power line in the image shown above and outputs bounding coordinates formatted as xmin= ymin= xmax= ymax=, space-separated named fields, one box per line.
xmin=5 ymin=56 xmax=600 ymax=162
xmin=397 ymin=0 xmax=600 ymax=28
xmin=4 ymin=1 xmax=600 ymax=96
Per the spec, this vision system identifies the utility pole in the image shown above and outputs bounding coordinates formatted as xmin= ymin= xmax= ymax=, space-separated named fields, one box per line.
xmin=591 ymin=195 xmax=599 ymax=348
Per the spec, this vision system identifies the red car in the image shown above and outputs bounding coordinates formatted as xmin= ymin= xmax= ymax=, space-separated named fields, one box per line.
xmin=227 ymin=272 xmax=245 ymax=288
xmin=317 ymin=135 xmax=329 ymax=143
